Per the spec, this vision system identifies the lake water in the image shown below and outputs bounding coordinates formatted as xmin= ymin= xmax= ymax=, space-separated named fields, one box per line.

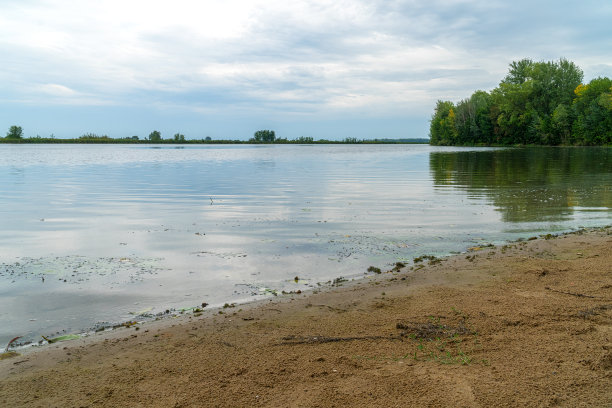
xmin=0 ymin=144 xmax=610 ymax=345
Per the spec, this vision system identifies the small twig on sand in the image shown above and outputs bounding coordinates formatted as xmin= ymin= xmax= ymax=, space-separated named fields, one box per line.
xmin=545 ymin=287 xmax=597 ymax=299
xmin=280 ymin=335 xmax=400 ymax=345
xmin=396 ymin=321 xmax=474 ymax=339
xmin=315 ymin=305 xmax=347 ymax=313
xmin=577 ymin=304 xmax=612 ymax=319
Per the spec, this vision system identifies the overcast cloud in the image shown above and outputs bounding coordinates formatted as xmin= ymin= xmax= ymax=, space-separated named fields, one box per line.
xmin=1 ymin=0 xmax=611 ymax=139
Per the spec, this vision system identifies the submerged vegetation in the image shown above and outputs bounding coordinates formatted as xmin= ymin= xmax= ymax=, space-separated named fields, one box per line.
xmin=429 ymin=58 xmax=612 ymax=146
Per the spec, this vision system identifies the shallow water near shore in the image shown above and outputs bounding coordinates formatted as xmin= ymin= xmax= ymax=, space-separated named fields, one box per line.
xmin=0 ymin=144 xmax=610 ymax=345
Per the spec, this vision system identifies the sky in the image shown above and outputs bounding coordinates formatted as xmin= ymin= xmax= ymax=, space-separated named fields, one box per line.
xmin=1 ymin=0 xmax=611 ymax=141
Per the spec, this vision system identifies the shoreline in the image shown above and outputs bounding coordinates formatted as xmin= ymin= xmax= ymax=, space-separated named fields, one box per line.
xmin=1 ymin=226 xmax=611 ymax=406
xmin=7 ymin=226 xmax=606 ymax=352
xmin=3 ymin=227 xmax=597 ymax=352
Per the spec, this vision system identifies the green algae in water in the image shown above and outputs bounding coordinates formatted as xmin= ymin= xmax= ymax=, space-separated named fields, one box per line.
xmin=0 ymin=255 xmax=166 ymax=285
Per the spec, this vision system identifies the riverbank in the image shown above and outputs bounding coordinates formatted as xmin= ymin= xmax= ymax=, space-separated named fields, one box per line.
xmin=1 ymin=227 xmax=611 ymax=407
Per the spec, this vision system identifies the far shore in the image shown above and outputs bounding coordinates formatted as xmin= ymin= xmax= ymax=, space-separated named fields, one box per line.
xmin=1 ymin=226 xmax=611 ymax=407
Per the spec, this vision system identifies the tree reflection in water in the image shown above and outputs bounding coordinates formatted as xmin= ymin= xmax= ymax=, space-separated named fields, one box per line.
xmin=430 ymin=147 xmax=612 ymax=223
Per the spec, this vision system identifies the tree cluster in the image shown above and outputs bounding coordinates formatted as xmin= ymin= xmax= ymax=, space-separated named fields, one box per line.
xmin=430 ymin=59 xmax=612 ymax=146
xmin=251 ymin=130 xmax=276 ymax=143
xmin=6 ymin=125 xmax=23 ymax=139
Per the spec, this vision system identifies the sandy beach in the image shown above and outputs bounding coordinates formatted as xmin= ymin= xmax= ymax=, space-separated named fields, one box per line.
xmin=1 ymin=227 xmax=611 ymax=407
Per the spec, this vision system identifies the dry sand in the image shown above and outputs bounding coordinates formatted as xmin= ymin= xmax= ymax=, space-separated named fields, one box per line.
xmin=1 ymin=227 xmax=611 ymax=407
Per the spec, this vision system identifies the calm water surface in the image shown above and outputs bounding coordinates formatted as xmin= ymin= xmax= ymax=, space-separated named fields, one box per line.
xmin=0 ymin=144 xmax=610 ymax=345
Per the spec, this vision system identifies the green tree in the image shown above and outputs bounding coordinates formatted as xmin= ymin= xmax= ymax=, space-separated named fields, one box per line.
xmin=173 ymin=133 xmax=185 ymax=142
xmin=571 ymin=78 xmax=612 ymax=145
xmin=429 ymin=100 xmax=457 ymax=145
xmin=527 ymin=59 xmax=582 ymax=143
xmin=502 ymin=59 xmax=535 ymax=85
xmin=295 ymin=136 xmax=314 ymax=143
xmin=148 ymin=130 xmax=162 ymax=143
xmin=492 ymin=80 xmax=537 ymax=144
xmin=495 ymin=58 xmax=582 ymax=144
xmin=253 ymin=130 xmax=276 ymax=143
xmin=429 ymin=58 xmax=606 ymax=146
xmin=453 ymin=90 xmax=493 ymax=145
xmin=551 ymin=104 xmax=572 ymax=145
xmin=6 ymin=125 xmax=23 ymax=139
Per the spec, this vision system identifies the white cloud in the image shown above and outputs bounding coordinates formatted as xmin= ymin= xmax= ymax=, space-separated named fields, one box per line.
xmin=39 ymin=83 xmax=78 ymax=97
xmin=1 ymin=0 xmax=611 ymax=132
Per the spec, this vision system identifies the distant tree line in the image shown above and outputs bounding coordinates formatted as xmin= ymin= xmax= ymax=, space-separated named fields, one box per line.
xmin=429 ymin=58 xmax=612 ymax=146
xmin=1 ymin=127 xmax=429 ymax=144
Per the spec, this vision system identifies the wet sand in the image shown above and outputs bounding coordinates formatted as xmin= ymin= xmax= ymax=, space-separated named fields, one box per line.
xmin=1 ymin=227 xmax=611 ymax=407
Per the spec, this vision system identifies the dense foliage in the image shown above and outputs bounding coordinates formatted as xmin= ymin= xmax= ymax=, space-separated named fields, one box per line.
xmin=251 ymin=129 xmax=276 ymax=143
xmin=6 ymin=125 xmax=23 ymax=139
xmin=429 ymin=59 xmax=612 ymax=145
xmin=148 ymin=130 xmax=162 ymax=143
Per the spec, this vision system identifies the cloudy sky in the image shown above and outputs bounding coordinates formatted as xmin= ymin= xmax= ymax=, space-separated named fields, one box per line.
xmin=1 ymin=0 xmax=611 ymax=140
